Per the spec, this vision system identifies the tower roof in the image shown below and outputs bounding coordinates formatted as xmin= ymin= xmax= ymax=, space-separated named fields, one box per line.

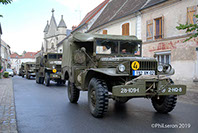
xmin=58 ymin=15 xmax=67 ymax=28
xmin=43 ymin=21 xmax=49 ymax=32
xmin=49 ymin=8 xmax=57 ymax=29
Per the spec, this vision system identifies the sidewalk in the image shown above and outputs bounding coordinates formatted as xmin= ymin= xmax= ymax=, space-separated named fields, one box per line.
xmin=0 ymin=78 xmax=18 ymax=133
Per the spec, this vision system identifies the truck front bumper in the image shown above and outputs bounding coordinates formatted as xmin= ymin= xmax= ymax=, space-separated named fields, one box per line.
xmin=50 ymin=74 xmax=61 ymax=79
xmin=112 ymin=76 xmax=186 ymax=97
xmin=112 ymin=84 xmax=186 ymax=97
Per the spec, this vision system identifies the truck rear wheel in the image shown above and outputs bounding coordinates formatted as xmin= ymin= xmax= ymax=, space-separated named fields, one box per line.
xmin=44 ymin=72 xmax=50 ymax=86
xmin=88 ymin=78 xmax=108 ymax=118
xmin=67 ymin=81 xmax=80 ymax=103
xmin=151 ymin=95 xmax=177 ymax=113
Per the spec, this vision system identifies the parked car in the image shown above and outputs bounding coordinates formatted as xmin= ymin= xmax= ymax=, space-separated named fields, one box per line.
xmin=6 ymin=68 xmax=14 ymax=77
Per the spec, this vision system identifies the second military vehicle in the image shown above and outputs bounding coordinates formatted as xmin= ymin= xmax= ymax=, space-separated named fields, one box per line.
xmin=24 ymin=62 xmax=36 ymax=79
xmin=19 ymin=63 xmax=25 ymax=77
xmin=35 ymin=53 xmax=65 ymax=86
xmin=61 ymin=32 xmax=186 ymax=118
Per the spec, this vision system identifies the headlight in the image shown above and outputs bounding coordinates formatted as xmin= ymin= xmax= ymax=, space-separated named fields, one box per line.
xmin=52 ymin=65 xmax=55 ymax=69
xmin=158 ymin=65 xmax=163 ymax=72
xmin=118 ymin=64 xmax=125 ymax=72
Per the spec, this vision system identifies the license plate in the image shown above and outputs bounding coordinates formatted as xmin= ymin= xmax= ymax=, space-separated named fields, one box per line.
xmin=132 ymin=70 xmax=155 ymax=76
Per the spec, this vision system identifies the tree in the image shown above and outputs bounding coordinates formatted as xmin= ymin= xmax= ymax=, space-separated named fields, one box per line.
xmin=176 ymin=14 xmax=198 ymax=42
xmin=0 ymin=0 xmax=13 ymax=17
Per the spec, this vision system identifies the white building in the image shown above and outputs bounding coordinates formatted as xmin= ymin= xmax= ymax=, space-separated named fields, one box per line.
xmin=43 ymin=9 xmax=71 ymax=54
xmin=0 ymin=39 xmax=11 ymax=71
xmin=10 ymin=52 xmax=36 ymax=74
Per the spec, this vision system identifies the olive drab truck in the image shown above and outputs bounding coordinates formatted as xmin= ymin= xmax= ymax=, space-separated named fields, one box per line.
xmin=35 ymin=53 xmax=65 ymax=86
xmin=24 ymin=62 xmax=36 ymax=79
xmin=61 ymin=32 xmax=186 ymax=118
xmin=19 ymin=62 xmax=25 ymax=77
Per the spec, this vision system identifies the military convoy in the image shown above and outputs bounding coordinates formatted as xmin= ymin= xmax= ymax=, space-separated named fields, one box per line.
xmin=35 ymin=53 xmax=65 ymax=86
xmin=60 ymin=32 xmax=186 ymax=118
xmin=19 ymin=62 xmax=25 ymax=77
xmin=18 ymin=32 xmax=186 ymax=118
xmin=24 ymin=62 xmax=36 ymax=79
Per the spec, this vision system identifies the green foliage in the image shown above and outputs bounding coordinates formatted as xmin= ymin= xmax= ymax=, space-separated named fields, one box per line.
xmin=0 ymin=0 xmax=13 ymax=17
xmin=176 ymin=14 xmax=198 ymax=42
xmin=3 ymin=71 xmax=9 ymax=78
xmin=0 ymin=0 xmax=12 ymax=5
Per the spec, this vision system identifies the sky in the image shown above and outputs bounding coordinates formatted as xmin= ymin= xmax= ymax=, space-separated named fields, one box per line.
xmin=0 ymin=0 xmax=104 ymax=54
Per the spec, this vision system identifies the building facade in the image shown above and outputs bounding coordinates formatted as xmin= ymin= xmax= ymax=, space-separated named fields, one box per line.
xmin=10 ymin=52 xmax=36 ymax=74
xmin=43 ymin=9 xmax=71 ymax=54
xmin=0 ymin=39 xmax=11 ymax=71
xmin=141 ymin=0 xmax=198 ymax=88
xmin=87 ymin=0 xmax=148 ymax=41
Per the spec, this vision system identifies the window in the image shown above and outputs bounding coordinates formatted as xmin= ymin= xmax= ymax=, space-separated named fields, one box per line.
xmin=103 ymin=30 xmax=107 ymax=35
xmin=146 ymin=20 xmax=153 ymax=41
xmin=96 ymin=40 xmax=118 ymax=54
xmin=187 ymin=6 xmax=197 ymax=24
xmin=155 ymin=51 xmax=171 ymax=64
xmin=154 ymin=17 xmax=163 ymax=39
xmin=122 ymin=23 xmax=129 ymax=36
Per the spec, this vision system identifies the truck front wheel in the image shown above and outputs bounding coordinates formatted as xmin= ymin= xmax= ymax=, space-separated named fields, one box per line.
xmin=88 ymin=78 xmax=109 ymax=118
xmin=151 ymin=95 xmax=177 ymax=113
xmin=44 ymin=72 xmax=50 ymax=86
xmin=67 ymin=81 xmax=80 ymax=103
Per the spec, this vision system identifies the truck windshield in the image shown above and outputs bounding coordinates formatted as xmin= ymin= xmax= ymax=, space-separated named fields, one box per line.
xmin=96 ymin=40 xmax=118 ymax=54
xmin=48 ymin=54 xmax=57 ymax=59
xmin=48 ymin=54 xmax=62 ymax=60
xmin=120 ymin=41 xmax=140 ymax=55
xmin=96 ymin=39 xmax=140 ymax=56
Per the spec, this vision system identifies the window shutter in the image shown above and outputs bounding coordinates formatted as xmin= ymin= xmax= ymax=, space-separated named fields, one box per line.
xmin=146 ymin=20 xmax=153 ymax=41
xmin=187 ymin=6 xmax=197 ymax=24
xmin=126 ymin=23 xmax=129 ymax=36
xmin=103 ymin=30 xmax=107 ymax=34
xmin=122 ymin=23 xmax=129 ymax=36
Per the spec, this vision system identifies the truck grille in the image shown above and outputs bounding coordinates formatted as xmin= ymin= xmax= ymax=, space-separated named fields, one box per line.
xmin=137 ymin=61 xmax=157 ymax=70
xmin=130 ymin=61 xmax=157 ymax=75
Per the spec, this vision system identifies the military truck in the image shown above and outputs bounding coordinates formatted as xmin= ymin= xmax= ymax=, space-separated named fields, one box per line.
xmin=35 ymin=53 xmax=65 ymax=86
xmin=19 ymin=63 xmax=25 ymax=76
xmin=24 ymin=62 xmax=36 ymax=79
xmin=61 ymin=32 xmax=186 ymax=118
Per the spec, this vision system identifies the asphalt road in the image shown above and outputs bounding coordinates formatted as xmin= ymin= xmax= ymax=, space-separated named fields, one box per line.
xmin=13 ymin=76 xmax=198 ymax=133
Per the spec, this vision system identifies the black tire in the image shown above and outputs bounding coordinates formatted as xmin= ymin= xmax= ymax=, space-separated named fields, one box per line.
xmin=44 ymin=72 xmax=50 ymax=86
xmin=67 ymin=81 xmax=80 ymax=103
xmin=88 ymin=78 xmax=109 ymax=118
xmin=40 ymin=77 xmax=44 ymax=84
xmin=36 ymin=72 xmax=40 ymax=84
xmin=22 ymin=74 xmax=24 ymax=78
xmin=151 ymin=95 xmax=177 ymax=113
xmin=26 ymin=73 xmax=28 ymax=79
xmin=115 ymin=97 xmax=129 ymax=104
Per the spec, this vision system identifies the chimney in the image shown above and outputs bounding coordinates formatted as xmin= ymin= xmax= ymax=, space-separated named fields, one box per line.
xmin=72 ymin=25 xmax=77 ymax=31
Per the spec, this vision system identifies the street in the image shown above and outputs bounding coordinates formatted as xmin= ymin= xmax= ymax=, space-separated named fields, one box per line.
xmin=13 ymin=76 xmax=198 ymax=133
